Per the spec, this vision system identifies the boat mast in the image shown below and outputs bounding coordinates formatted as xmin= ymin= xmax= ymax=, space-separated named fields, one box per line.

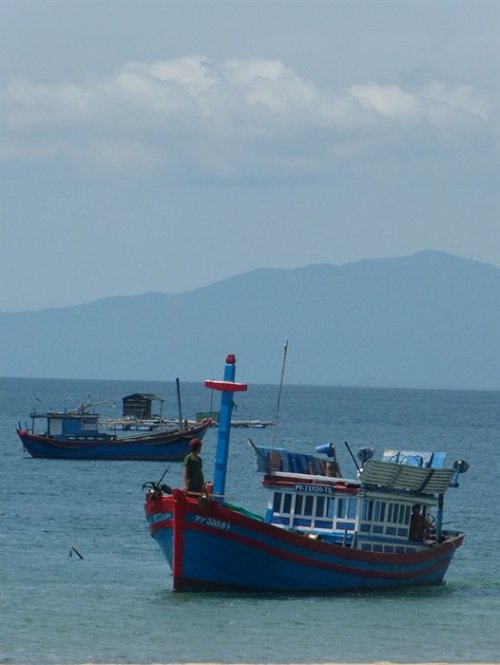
xmin=272 ymin=340 xmax=288 ymax=448
xmin=176 ymin=378 xmax=183 ymax=430
xmin=205 ymin=354 xmax=247 ymax=502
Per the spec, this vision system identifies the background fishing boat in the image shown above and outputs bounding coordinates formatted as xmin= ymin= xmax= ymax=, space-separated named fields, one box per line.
xmin=16 ymin=380 xmax=211 ymax=460
xmin=16 ymin=408 xmax=211 ymax=460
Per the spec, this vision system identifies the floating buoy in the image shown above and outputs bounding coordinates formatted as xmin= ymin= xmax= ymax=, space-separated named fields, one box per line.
xmin=69 ymin=545 xmax=83 ymax=560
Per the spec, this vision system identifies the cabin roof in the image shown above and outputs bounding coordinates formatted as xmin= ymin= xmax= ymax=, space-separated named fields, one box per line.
xmin=360 ymin=460 xmax=455 ymax=494
xmin=250 ymin=444 xmax=333 ymax=476
xmin=31 ymin=410 xmax=99 ymax=419
xmin=122 ymin=393 xmax=164 ymax=401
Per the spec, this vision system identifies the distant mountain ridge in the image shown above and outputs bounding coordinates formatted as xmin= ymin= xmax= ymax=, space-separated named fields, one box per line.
xmin=1 ymin=251 xmax=499 ymax=389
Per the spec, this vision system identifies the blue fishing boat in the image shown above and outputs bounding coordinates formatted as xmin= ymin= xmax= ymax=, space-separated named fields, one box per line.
xmin=144 ymin=354 xmax=468 ymax=592
xmin=17 ymin=408 xmax=211 ymax=461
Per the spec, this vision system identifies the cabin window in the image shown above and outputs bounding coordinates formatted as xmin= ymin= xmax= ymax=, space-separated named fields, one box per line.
xmin=347 ymin=498 xmax=357 ymax=519
xmin=395 ymin=503 xmax=409 ymax=524
xmin=283 ymin=493 xmax=292 ymax=514
xmin=295 ymin=494 xmax=303 ymax=515
xmin=363 ymin=500 xmax=374 ymax=521
xmin=304 ymin=495 xmax=314 ymax=516
xmin=385 ymin=502 xmax=412 ymax=526
xmin=403 ymin=505 xmax=411 ymax=525
xmin=326 ymin=498 xmax=335 ymax=518
xmin=337 ymin=497 xmax=346 ymax=518
xmin=49 ymin=418 xmax=63 ymax=436
xmin=336 ymin=497 xmax=357 ymax=520
xmin=273 ymin=493 xmax=282 ymax=513
xmin=82 ymin=418 xmax=98 ymax=431
xmin=316 ymin=496 xmax=325 ymax=517
xmin=373 ymin=501 xmax=386 ymax=522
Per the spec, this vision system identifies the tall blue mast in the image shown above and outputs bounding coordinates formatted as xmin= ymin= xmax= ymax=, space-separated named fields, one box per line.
xmin=205 ymin=354 xmax=247 ymax=502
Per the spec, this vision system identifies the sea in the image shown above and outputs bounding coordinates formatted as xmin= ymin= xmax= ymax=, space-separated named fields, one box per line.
xmin=1 ymin=375 xmax=499 ymax=664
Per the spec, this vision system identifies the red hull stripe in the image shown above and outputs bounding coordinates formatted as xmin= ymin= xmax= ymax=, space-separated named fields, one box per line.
xmin=148 ymin=518 xmax=172 ymax=532
xmin=182 ymin=519 xmax=453 ymax=580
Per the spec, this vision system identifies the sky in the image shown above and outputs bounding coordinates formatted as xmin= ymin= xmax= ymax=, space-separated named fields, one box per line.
xmin=1 ymin=0 xmax=499 ymax=312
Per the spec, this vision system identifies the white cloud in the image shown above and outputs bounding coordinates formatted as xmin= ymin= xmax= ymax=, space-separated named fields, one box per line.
xmin=348 ymin=80 xmax=490 ymax=126
xmin=348 ymin=84 xmax=421 ymax=122
xmin=0 ymin=56 xmax=495 ymax=178
xmin=422 ymin=81 xmax=489 ymax=120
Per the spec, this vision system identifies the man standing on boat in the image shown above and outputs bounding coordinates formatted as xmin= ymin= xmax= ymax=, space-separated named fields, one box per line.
xmin=409 ymin=504 xmax=429 ymax=541
xmin=184 ymin=438 xmax=205 ymax=494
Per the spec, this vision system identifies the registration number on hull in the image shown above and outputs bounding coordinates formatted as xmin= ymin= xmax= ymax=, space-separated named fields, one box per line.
xmin=194 ymin=515 xmax=231 ymax=531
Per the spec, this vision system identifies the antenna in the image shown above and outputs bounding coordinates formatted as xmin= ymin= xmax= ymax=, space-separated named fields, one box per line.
xmin=344 ymin=440 xmax=361 ymax=473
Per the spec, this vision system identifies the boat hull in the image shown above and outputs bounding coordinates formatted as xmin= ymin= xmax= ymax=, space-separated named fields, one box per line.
xmin=16 ymin=422 xmax=210 ymax=461
xmin=145 ymin=490 xmax=464 ymax=592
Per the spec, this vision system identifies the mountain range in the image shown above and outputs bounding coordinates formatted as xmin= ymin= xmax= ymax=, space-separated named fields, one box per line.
xmin=1 ymin=250 xmax=499 ymax=389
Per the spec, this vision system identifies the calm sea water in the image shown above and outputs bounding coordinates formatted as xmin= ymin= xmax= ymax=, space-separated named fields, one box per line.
xmin=1 ymin=376 xmax=499 ymax=664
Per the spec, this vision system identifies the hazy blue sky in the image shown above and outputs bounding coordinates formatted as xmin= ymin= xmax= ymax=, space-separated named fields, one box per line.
xmin=1 ymin=0 xmax=498 ymax=312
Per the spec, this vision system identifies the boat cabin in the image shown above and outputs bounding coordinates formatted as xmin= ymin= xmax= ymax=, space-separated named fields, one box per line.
xmin=251 ymin=443 xmax=460 ymax=553
xmin=28 ymin=410 xmax=111 ymax=441
xmin=122 ymin=394 xmax=164 ymax=420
